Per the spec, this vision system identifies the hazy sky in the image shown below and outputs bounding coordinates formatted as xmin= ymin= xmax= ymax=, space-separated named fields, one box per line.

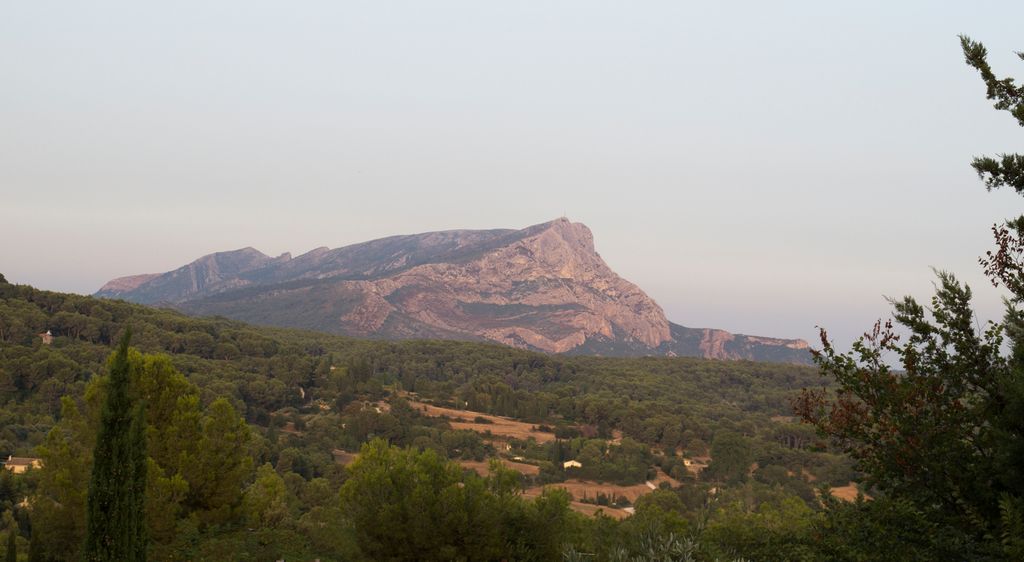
xmin=2 ymin=1 xmax=1022 ymax=350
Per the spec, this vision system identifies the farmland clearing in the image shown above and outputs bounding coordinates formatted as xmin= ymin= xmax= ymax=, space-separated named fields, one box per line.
xmin=407 ymin=400 xmax=557 ymax=443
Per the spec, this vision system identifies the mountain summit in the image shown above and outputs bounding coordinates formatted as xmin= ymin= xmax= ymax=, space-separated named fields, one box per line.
xmin=97 ymin=219 xmax=810 ymax=363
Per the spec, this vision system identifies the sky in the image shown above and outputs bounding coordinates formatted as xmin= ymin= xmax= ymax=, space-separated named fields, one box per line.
xmin=2 ymin=1 xmax=1022 ymax=350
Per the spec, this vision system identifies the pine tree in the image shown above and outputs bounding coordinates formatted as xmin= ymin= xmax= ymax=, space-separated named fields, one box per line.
xmin=797 ymin=37 xmax=1024 ymax=558
xmin=83 ymin=329 xmax=148 ymax=561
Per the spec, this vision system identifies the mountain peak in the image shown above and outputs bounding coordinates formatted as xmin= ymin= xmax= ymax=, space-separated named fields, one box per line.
xmin=97 ymin=273 xmax=161 ymax=296
xmin=95 ymin=221 xmax=811 ymax=363
xmin=535 ymin=217 xmax=595 ymax=250
xmin=96 ymin=246 xmax=279 ymax=303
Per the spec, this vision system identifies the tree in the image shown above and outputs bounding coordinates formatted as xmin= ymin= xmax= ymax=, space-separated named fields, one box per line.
xmin=29 ymin=341 xmax=253 ymax=557
xmin=242 ymin=463 xmax=288 ymax=529
xmin=179 ymin=398 xmax=251 ymax=525
xmin=959 ymin=36 xmax=1024 ymax=194
xmin=83 ymin=330 xmax=148 ymax=561
xmin=6 ymin=529 xmax=15 ymax=562
xmin=705 ymin=431 xmax=753 ymax=484
xmin=339 ymin=439 xmax=506 ymax=561
xmin=796 ymin=37 xmax=1024 ymax=558
xmin=703 ymin=495 xmax=818 ymax=561
xmin=31 ymin=397 xmax=92 ymax=560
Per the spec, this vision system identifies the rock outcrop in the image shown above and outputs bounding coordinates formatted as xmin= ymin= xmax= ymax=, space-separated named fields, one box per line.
xmin=96 ymin=219 xmax=811 ymax=363
xmin=96 ymin=273 xmax=160 ymax=296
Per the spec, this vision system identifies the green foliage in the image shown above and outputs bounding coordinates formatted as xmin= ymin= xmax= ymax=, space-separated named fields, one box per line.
xmin=794 ymin=36 xmax=1024 ymax=560
xmin=181 ymin=398 xmax=252 ymax=525
xmin=997 ymin=494 xmax=1024 ymax=559
xmin=626 ymin=490 xmax=690 ymax=539
xmin=566 ymin=532 xmax=700 ymax=562
xmin=339 ymin=439 xmax=505 ymax=561
xmin=705 ymin=432 xmax=752 ymax=485
xmin=813 ymin=494 xmax=985 ymax=561
xmin=960 ymin=35 xmax=1024 ymax=193
xmin=84 ymin=331 xmax=148 ymax=562
xmin=242 ymin=464 xmax=288 ymax=529
xmin=5 ymin=529 xmax=14 ymax=562
xmin=703 ymin=494 xmax=818 ymax=561
xmin=0 ymin=277 xmax=845 ymax=559
xmin=32 ymin=397 xmax=92 ymax=560
xmin=556 ymin=437 xmax=653 ymax=485
xmin=26 ymin=344 xmax=253 ymax=560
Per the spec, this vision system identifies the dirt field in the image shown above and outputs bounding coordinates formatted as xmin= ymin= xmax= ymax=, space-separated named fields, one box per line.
xmin=520 ymin=488 xmax=632 ymax=520
xmin=522 ymin=470 xmax=680 ymax=507
xmin=458 ymin=458 xmax=541 ymax=476
xmin=829 ymin=484 xmax=869 ymax=501
xmin=408 ymin=401 xmax=556 ymax=443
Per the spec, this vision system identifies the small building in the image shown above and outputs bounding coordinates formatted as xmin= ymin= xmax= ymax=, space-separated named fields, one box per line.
xmin=563 ymin=460 xmax=582 ymax=469
xmin=39 ymin=330 xmax=53 ymax=345
xmin=3 ymin=455 xmax=42 ymax=474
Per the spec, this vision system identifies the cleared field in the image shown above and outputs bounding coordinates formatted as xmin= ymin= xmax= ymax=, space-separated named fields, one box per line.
xmin=408 ymin=401 xmax=556 ymax=443
xmin=458 ymin=458 xmax=540 ymax=476
xmin=527 ymin=480 xmax=644 ymax=504
xmin=521 ymin=488 xmax=631 ymax=520
xmin=523 ymin=470 xmax=680 ymax=507
xmin=770 ymin=415 xmax=797 ymax=423
xmin=830 ymin=484 xmax=869 ymax=501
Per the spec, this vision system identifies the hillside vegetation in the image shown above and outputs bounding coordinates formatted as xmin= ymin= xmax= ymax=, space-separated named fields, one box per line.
xmin=0 ymin=276 xmax=883 ymax=561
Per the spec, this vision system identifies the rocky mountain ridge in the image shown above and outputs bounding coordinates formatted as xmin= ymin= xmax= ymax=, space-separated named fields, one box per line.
xmin=97 ymin=219 xmax=811 ymax=364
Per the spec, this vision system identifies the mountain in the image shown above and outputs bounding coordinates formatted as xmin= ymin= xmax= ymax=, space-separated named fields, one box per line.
xmin=97 ymin=218 xmax=811 ymax=363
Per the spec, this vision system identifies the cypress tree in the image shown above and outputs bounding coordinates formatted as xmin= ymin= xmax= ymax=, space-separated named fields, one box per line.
xmin=128 ymin=402 xmax=148 ymax=562
xmin=5 ymin=530 xmax=15 ymax=562
xmin=83 ymin=329 xmax=148 ymax=561
xmin=27 ymin=525 xmax=41 ymax=562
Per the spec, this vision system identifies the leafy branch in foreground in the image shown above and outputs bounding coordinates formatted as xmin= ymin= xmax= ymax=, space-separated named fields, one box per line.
xmin=960 ymin=35 xmax=1024 ymax=194
xmin=796 ymin=37 xmax=1024 ymax=560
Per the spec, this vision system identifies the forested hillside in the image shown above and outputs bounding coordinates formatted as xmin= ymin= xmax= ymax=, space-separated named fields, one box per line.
xmin=2 ymin=275 xmax=819 ymax=452
xmin=0 ymin=274 xmax=882 ymax=561
xmin=4 ymin=241 xmax=1019 ymax=560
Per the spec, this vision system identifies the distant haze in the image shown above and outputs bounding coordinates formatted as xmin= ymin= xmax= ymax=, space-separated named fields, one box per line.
xmin=2 ymin=1 xmax=1022 ymax=351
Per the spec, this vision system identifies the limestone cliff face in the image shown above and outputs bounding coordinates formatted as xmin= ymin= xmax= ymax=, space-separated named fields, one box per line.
xmin=329 ymin=219 xmax=672 ymax=353
xmin=94 ymin=219 xmax=809 ymax=363
xmin=693 ymin=329 xmax=808 ymax=361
